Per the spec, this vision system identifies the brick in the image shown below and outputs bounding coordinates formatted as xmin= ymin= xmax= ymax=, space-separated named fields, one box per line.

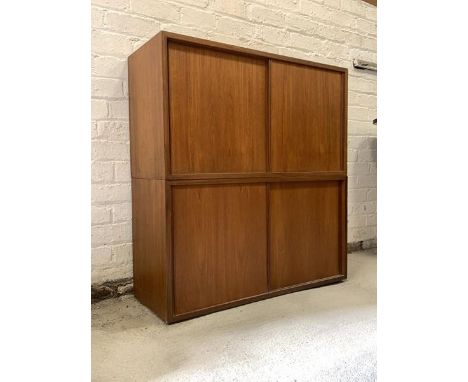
xmin=112 ymin=203 xmax=132 ymax=222
xmin=159 ymin=23 xmax=207 ymax=39
xmin=348 ymin=149 xmax=358 ymax=162
xmin=105 ymin=11 xmax=159 ymax=37
xmin=262 ymin=25 xmax=290 ymax=45
xmin=357 ymin=175 xmax=376 ymax=188
xmin=346 ymin=31 xmax=364 ymax=48
xmin=349 ymin=106 xmax=369 ymax=121
xmin=108 ymin=100 xmax=129 ymax=119
xmin=278 ymin=47 xmax=310 ymax=60
xmin=361 ymin=36 xmax=376 ymax=51
xmin=96 ymin=121 xmax=130 ymax=141
xmin=92 ymin=141 xmax=129 ymax=161
xmin=349 ymin=202 xmax=375 ymax=216
xmin=349 ymin=92 xmax=377 ymax=108
xmin=348 ymin=162 xmax=369 ymax=175
xmin=177 ymin=0 xmax=209 ymax=6
xmin=348 ymin=189 xmax=367 ymax=202
xmin=181 ymin=7 xmax=217 ymax=29
xmin=132 ymin=0 xmax=180 ymax=22
xmin=348 ymin=214 xmax=366 ymax=228
xmin=348 ymin=202 xmax=363 ymax=216
xmin=92 ymin=184 xmax=131 ymax=203
xmin=350 ymin=48 xmax=376 ymax=65
xmin=91 ymin=99 xmax=108 ymax=120
xmin=324 ymin=0 xmax=340 ymax=9
xmin=284 ymin=13 xmax=316 ymax=33
xmin=358 ymin=149 xmax=376 ymax=162
xmin=92 ymin=161 xmax=114 ymax=183
xmin=348 ymin=226 xmax=376 ymax=242
xmin=92 ymin=78 xmax=123 ymax=98
xmin=355 ymin=17 xmax=376 ymax=35
xmin=362 ymin=201 xmax=376 ymax=214
xmin=91 ymin=121 xmax=99 ymax=139
xmin=92 ymin=264 xmax=132 ymax=284
xmin=367 ymin=188 xmax=377 ymax=201
xmin=92 ymin=206 xmax=112 ymax=225
xmin=114 ymin=161 xmax=131 ymax=181
xmin=92 ymin=7 xmax=106 ymax=28
xmin=349 ymin=76 xmax=376 ymax=93
xmin=347 ymin=176 xmax=358 ymax=188
xmin=367 ymin=214 xmax=376 ymax=226
xmin=91 ymin=0 xmax=129 ymax=11
xmin=265 ymin=0 xmax=299 ymax=11
xmin=286 ymin=14 xmax=346 ymax=43
xmin=366 ymin=6 xmax=377 ymax=21
xmin=341 ymin=0 xmax=366 ymax=18
xmin=300 ymin=0 xmax=332 ymax=21
xmin=92 ymin=222 xmax=132 ymax=247
xmin=348 ymin=121 xmax=375 ymax=133
xmin=92 ymin=246 xmax=112 ymax=265
xmin=325 ymin=41 xmax=347 ymax=59
xmin=216 ymin=16 xmax=255 ymax=38
xmin=248 ymin=40 xmax=280 ymax=54
xmin=289 ymin=31 xmax=322 ymax=52
xmin=92 ymin=30 xmax=136 ymax=57
xmin=111 ymin=243 xmax=133 ymax=265
xmin=248 ymin=5 xmax=285 ymax=27
xmin=368 ymin=108 xmax=377 ymax=122
xmin=367 ymin=137 xmax=377 ymax=150
xmin=91 ymin=55 xmax=127 ymax=78
xmin=212 ymin=0 xmax=247 ymax=17
xmin=332 ymin=11 xmax=356 ymax=28
xmin=369 ymin=163 xmax=377 ymax=174
xmin=348 ymin=136 xmax=367 ymax=149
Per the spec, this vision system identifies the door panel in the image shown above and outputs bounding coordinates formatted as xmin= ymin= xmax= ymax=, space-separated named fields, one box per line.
xmin=168 ymin=42 xmax=268 ymax=175
xmin=173 ymin=184 xmax=268 ymax=315
xmin=269 ymin=181 xmax=342 ymax=289
xmin=270 ymin=60 xmax=344 ymax=172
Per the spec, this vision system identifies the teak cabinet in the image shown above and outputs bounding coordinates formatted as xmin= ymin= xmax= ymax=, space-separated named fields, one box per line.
xmin=128 ymin=32 xmax=348 ymax=323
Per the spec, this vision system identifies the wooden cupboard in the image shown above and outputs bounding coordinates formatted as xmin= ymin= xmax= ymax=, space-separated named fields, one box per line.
xmin=128 ymin=32 xmax=347 ymax=323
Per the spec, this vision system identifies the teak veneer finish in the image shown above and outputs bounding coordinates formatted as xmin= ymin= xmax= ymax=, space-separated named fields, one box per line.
xmin=129 ymin=31 xmax=348 ymax=323
xmin=169 ymin=43 xmax=267 ymax=174
xmin=173 ymin=184 xmax=268 ymax=315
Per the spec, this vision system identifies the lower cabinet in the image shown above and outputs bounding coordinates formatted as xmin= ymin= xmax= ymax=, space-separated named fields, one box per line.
xmin=132 ymin=178 xmax=346 ymax=323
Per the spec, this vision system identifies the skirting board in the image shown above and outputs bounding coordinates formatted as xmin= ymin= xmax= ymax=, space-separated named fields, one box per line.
xmin=91 ymin=239 xmax=377 ymax=303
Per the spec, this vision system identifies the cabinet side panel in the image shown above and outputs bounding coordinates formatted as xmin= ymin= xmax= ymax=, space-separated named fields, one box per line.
xmin=128 ymin=34 xmax=165 ymax=179
xmin=132 ymin=178 xmax=167 ymax=321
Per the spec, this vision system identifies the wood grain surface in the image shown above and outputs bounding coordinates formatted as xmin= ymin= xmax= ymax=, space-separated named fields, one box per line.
xmin=269 ymin=181 xmax=342 ymax=289
xmin=270 ymin=60 xmax=344 ymax=172
xmin=132 ymin=178 xmax=168 ymax=320
xmin=128 ymin=34 xmax=166 ymax=179
xmin=128 ymin=32 xmax=348 ymax=323
xmin=168 ymin=42 xmax=268 ymax=175
xmin=172 ymin=184 xmax=268 ymax=315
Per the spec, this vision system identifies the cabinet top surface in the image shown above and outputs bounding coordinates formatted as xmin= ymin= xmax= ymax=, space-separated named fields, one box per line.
xmin=131 ymin=31 xmax=348 ymax=75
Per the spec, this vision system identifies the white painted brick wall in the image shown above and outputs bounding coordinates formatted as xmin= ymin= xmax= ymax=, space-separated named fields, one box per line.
xmin=91 ymin=0 xmax=377 ymax=283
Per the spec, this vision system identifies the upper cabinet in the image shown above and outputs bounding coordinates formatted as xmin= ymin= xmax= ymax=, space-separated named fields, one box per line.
xmin=168 ymin=42 xmax=268 ymax=175
xmin=270 ymin=61 xmax=345 ymax=172
xmin=129 ymin=32 xmax=347 ymax=179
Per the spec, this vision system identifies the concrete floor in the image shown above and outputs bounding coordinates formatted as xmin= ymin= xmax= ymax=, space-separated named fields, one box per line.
xmin=92 ymin=249 xmax=376 ymax=382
